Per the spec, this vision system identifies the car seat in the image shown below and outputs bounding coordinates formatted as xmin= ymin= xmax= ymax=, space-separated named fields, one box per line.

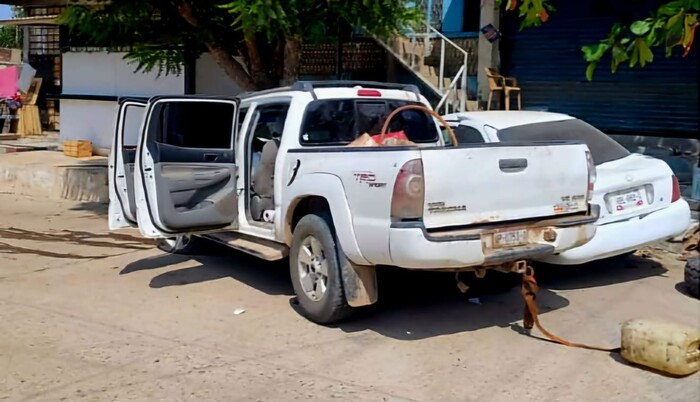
xmin=250 ymin=115 xmax=285 ymax=221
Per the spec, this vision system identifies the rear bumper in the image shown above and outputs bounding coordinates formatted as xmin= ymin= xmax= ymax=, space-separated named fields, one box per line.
xmin=537 ymin=199 xmax=691 ymax=265
xmin=387 ymin=209 xmax=598 ymax=270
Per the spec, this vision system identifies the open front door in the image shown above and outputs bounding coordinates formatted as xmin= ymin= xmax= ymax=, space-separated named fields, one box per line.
xmin=109 ymin=98 xmax=147 ymax=230
xmin=134 ymin=97 xmax=240 ymax=238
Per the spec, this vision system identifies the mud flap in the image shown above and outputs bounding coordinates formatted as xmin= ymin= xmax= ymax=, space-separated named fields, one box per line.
xmin=340 ymin=260 xmax=378 ymax=307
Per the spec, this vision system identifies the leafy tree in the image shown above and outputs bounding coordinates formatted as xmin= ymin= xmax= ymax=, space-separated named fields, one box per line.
xmin=0 ymin=26 xmax=20 ymax=49
xmin=500 ymin=0 xmax=699 ymax=80
xmin=59 ymin=0 xmax=421 ymax=90
xmin=0 ymin=6 xmax=22 ymax=49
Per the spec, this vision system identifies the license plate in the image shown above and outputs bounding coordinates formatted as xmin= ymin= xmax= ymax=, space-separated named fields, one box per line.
xmin=493 ymin=229 xmax=528 ymax=248
xmin=608 ymin=187 xmax=646 ymax=213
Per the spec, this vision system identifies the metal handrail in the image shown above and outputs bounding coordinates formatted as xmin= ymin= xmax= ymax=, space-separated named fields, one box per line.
xmin=402 ymin=22 xmax=470 ymax=113
xmin=377 ymin=19 xmax=472 ymax=113
xmin=435 ymin=65 xmax=465 ymax=112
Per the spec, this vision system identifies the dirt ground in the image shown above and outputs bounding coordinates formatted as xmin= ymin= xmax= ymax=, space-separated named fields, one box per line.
xmin=0 ymin=194 xmax=698 ymax=402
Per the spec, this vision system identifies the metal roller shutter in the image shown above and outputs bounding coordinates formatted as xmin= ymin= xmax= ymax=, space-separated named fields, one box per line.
xmin=500 ymin=0 xmax=699 ymax=138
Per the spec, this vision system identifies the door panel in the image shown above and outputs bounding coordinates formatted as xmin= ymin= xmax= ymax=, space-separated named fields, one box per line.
xmin=108 ymin=99 xmax=146 ymax=230
xmin=136 ymin=97 xmax=240 ymax=237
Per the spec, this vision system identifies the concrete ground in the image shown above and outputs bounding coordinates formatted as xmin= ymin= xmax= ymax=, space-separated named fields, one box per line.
xmin=0 ymin=194 xmax=698 ymax=402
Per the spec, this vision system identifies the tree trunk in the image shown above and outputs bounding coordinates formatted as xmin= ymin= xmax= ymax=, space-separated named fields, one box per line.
xmin=244 ymin=32 xmax=274 ymax=89
xmin=206 ymin=43 xmax=257 ymax=91
xmin=281 ymin=38 xmax=302 ymax=86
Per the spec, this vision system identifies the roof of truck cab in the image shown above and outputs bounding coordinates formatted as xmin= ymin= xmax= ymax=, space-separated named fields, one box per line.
xmin=239 ymin=86 xmax=427 ymax=103
xmin=443 ymin=111 xmax=575 ymax=130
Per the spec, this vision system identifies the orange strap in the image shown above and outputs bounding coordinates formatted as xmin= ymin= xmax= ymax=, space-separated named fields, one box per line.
xmin=521 ymin=266 xmax=620 ymax=352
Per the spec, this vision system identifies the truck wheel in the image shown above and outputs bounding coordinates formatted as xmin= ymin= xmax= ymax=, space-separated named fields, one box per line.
xmin=684 ymin=256 xmax=700 ymax=299
xmin=157 ymin=234 xmax=201 ymax=255
xmin=290 ymin=214 xmax=353 ymax=324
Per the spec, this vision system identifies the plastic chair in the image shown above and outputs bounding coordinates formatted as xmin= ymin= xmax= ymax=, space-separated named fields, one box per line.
xmin=485 ymin=68 xmax=521 ymax=111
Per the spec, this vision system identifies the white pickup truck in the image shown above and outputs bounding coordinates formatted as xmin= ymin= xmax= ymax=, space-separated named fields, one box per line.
xmin=109 ymin=81 xmax=599 ymax=323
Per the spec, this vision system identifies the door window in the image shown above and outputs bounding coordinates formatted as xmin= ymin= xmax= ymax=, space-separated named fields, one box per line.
xmin=149 ymin=101 xmax=235 ymax=149
xmin=122 ymin=104 xmax=146 ymax=147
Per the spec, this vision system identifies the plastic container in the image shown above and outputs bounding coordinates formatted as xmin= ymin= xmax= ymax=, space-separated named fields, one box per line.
xmin=621 ymin=319 xmax=700 ymax=376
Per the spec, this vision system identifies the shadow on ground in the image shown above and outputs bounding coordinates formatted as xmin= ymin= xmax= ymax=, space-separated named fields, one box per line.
xmin=69 ymin=202 xmax=108 ymax=216
xmin=531 ymin=255 xmax=667 ymax=290
xmin=0 ymin=227 xmax=154 ymax=259
xmin=120 ymin=239 xmax=292 ymax=296
xmin=333 ymin=267 xmax=568 ymax=340
xmin=335 ymin=255 xmax=668 ymax=340
xmin=674 ymin=281 xmax=698 ymax=299
xmin=120 ymin=238 xmax=671 ymax=341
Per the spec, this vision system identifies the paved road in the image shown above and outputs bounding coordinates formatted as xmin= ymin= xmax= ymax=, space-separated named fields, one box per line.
xmin=0 ymin=194 xmax=698 ymax=401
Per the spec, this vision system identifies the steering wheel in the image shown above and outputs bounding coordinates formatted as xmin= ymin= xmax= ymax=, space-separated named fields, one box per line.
xmin=378 ymin=104 xmax=458 ymax=147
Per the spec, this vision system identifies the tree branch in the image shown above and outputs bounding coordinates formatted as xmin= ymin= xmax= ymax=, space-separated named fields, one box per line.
xmin=174 ymin=0 xmax=256 ymax=91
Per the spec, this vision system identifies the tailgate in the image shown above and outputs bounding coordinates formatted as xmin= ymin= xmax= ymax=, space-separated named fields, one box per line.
xmin=420 ymin=143 xmax=590 ymax=229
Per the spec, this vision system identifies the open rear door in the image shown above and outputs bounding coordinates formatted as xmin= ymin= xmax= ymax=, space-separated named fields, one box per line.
xmin=108 ymin=98 xmax=147 ymax=230
xmin=134 ymin=96 xmax=240 ymax=238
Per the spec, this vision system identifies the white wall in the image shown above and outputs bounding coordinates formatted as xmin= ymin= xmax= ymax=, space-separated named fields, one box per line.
xmin=60 ymin=51 xmax=185 ymax=150
xmin=63 ymin=51 xmax=185 ymax=96
xmin=60 ymin=51 xmax=244 ymax=150
xmin=60 ymin=99 xmax=118 ymax=150
xmin=195 ymin=53 xmax=243 ymax=96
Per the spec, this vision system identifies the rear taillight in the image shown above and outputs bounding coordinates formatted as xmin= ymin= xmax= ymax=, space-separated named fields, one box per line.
xmin=585 ymin=150 xmax=597 ymax=199
xmin=391 ymin=159 xmax=424 ymax=220
xmin=671 ymin=175 xmax=681 ymax=203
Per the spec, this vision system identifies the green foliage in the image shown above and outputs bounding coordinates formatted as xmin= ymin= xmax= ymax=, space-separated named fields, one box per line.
xmin=59 ymin=0 xmax=422 ymax=87
xmin=219 ymin=0 xmax=422 ymax=41
xmin=501 ymin=0 xmax=698 ymax=80
xmin=579 ymin=0 xmax=698 ymax=80
xmin=497 ymin=0 xmax=555 ymax=29
xmin=0 ymin=26 xmax=20 ymax=49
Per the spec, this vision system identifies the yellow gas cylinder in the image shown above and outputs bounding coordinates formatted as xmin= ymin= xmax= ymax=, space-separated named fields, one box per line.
xmin=621 ymin=319 xmax=700 ymax=376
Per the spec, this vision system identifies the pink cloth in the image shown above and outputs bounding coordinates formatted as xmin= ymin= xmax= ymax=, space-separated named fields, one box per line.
xmin=0 ymin=66 xmax=19 ymax=98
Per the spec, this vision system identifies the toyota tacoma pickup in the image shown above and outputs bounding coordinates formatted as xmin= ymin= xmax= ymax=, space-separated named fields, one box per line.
xmin=109 ymin=81 xmax=599 ymax=324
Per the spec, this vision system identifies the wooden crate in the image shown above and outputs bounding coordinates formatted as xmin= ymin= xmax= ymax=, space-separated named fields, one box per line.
xmin=18 ymin=78 xmax=44 ymax=137
xmin=63 ymin=140 xmax=93 ymax=158
xmin=18 ymin=105 xmax=42 ymax=136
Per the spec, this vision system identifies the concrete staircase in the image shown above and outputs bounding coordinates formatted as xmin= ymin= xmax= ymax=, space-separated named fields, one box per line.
xmin=376 ymin=24 xmax=479 ymax=113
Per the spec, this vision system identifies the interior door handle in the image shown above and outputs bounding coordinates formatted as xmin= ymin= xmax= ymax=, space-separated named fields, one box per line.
xmin=203 ymin=153 xmax=220 ymax=162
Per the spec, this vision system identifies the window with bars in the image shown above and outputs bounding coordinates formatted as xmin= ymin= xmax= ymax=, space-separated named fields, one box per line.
xmin=27 ymin=7 xmax=62 ymax=58
xmin=25 ymin=7 xmax=65 ymax=131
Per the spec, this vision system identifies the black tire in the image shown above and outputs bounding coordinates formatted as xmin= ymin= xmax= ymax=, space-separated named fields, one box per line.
xmin=289 ymin=214 xmax=353 ymax=324
xmin=156 ymin=234 xmax=201 ymax=255
xmin=684 ymin=256 xmax=700 ymax=299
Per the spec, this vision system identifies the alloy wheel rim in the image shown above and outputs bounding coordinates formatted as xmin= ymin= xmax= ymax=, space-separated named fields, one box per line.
xmin=297 ymin=235 xmax=329 ymax=302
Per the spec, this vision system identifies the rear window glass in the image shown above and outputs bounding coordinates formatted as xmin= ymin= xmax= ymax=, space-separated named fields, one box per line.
xmin=453 ymin=125 xmax=485 ymax=144
xmin=300 ymin=99 xmax=439 ymax=145
xmin=496 ymin=119 xmax=629 ymax=165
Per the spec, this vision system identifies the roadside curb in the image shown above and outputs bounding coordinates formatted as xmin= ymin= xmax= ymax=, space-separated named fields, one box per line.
xmin=0 ymin=150 xmax=108 ymax=203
